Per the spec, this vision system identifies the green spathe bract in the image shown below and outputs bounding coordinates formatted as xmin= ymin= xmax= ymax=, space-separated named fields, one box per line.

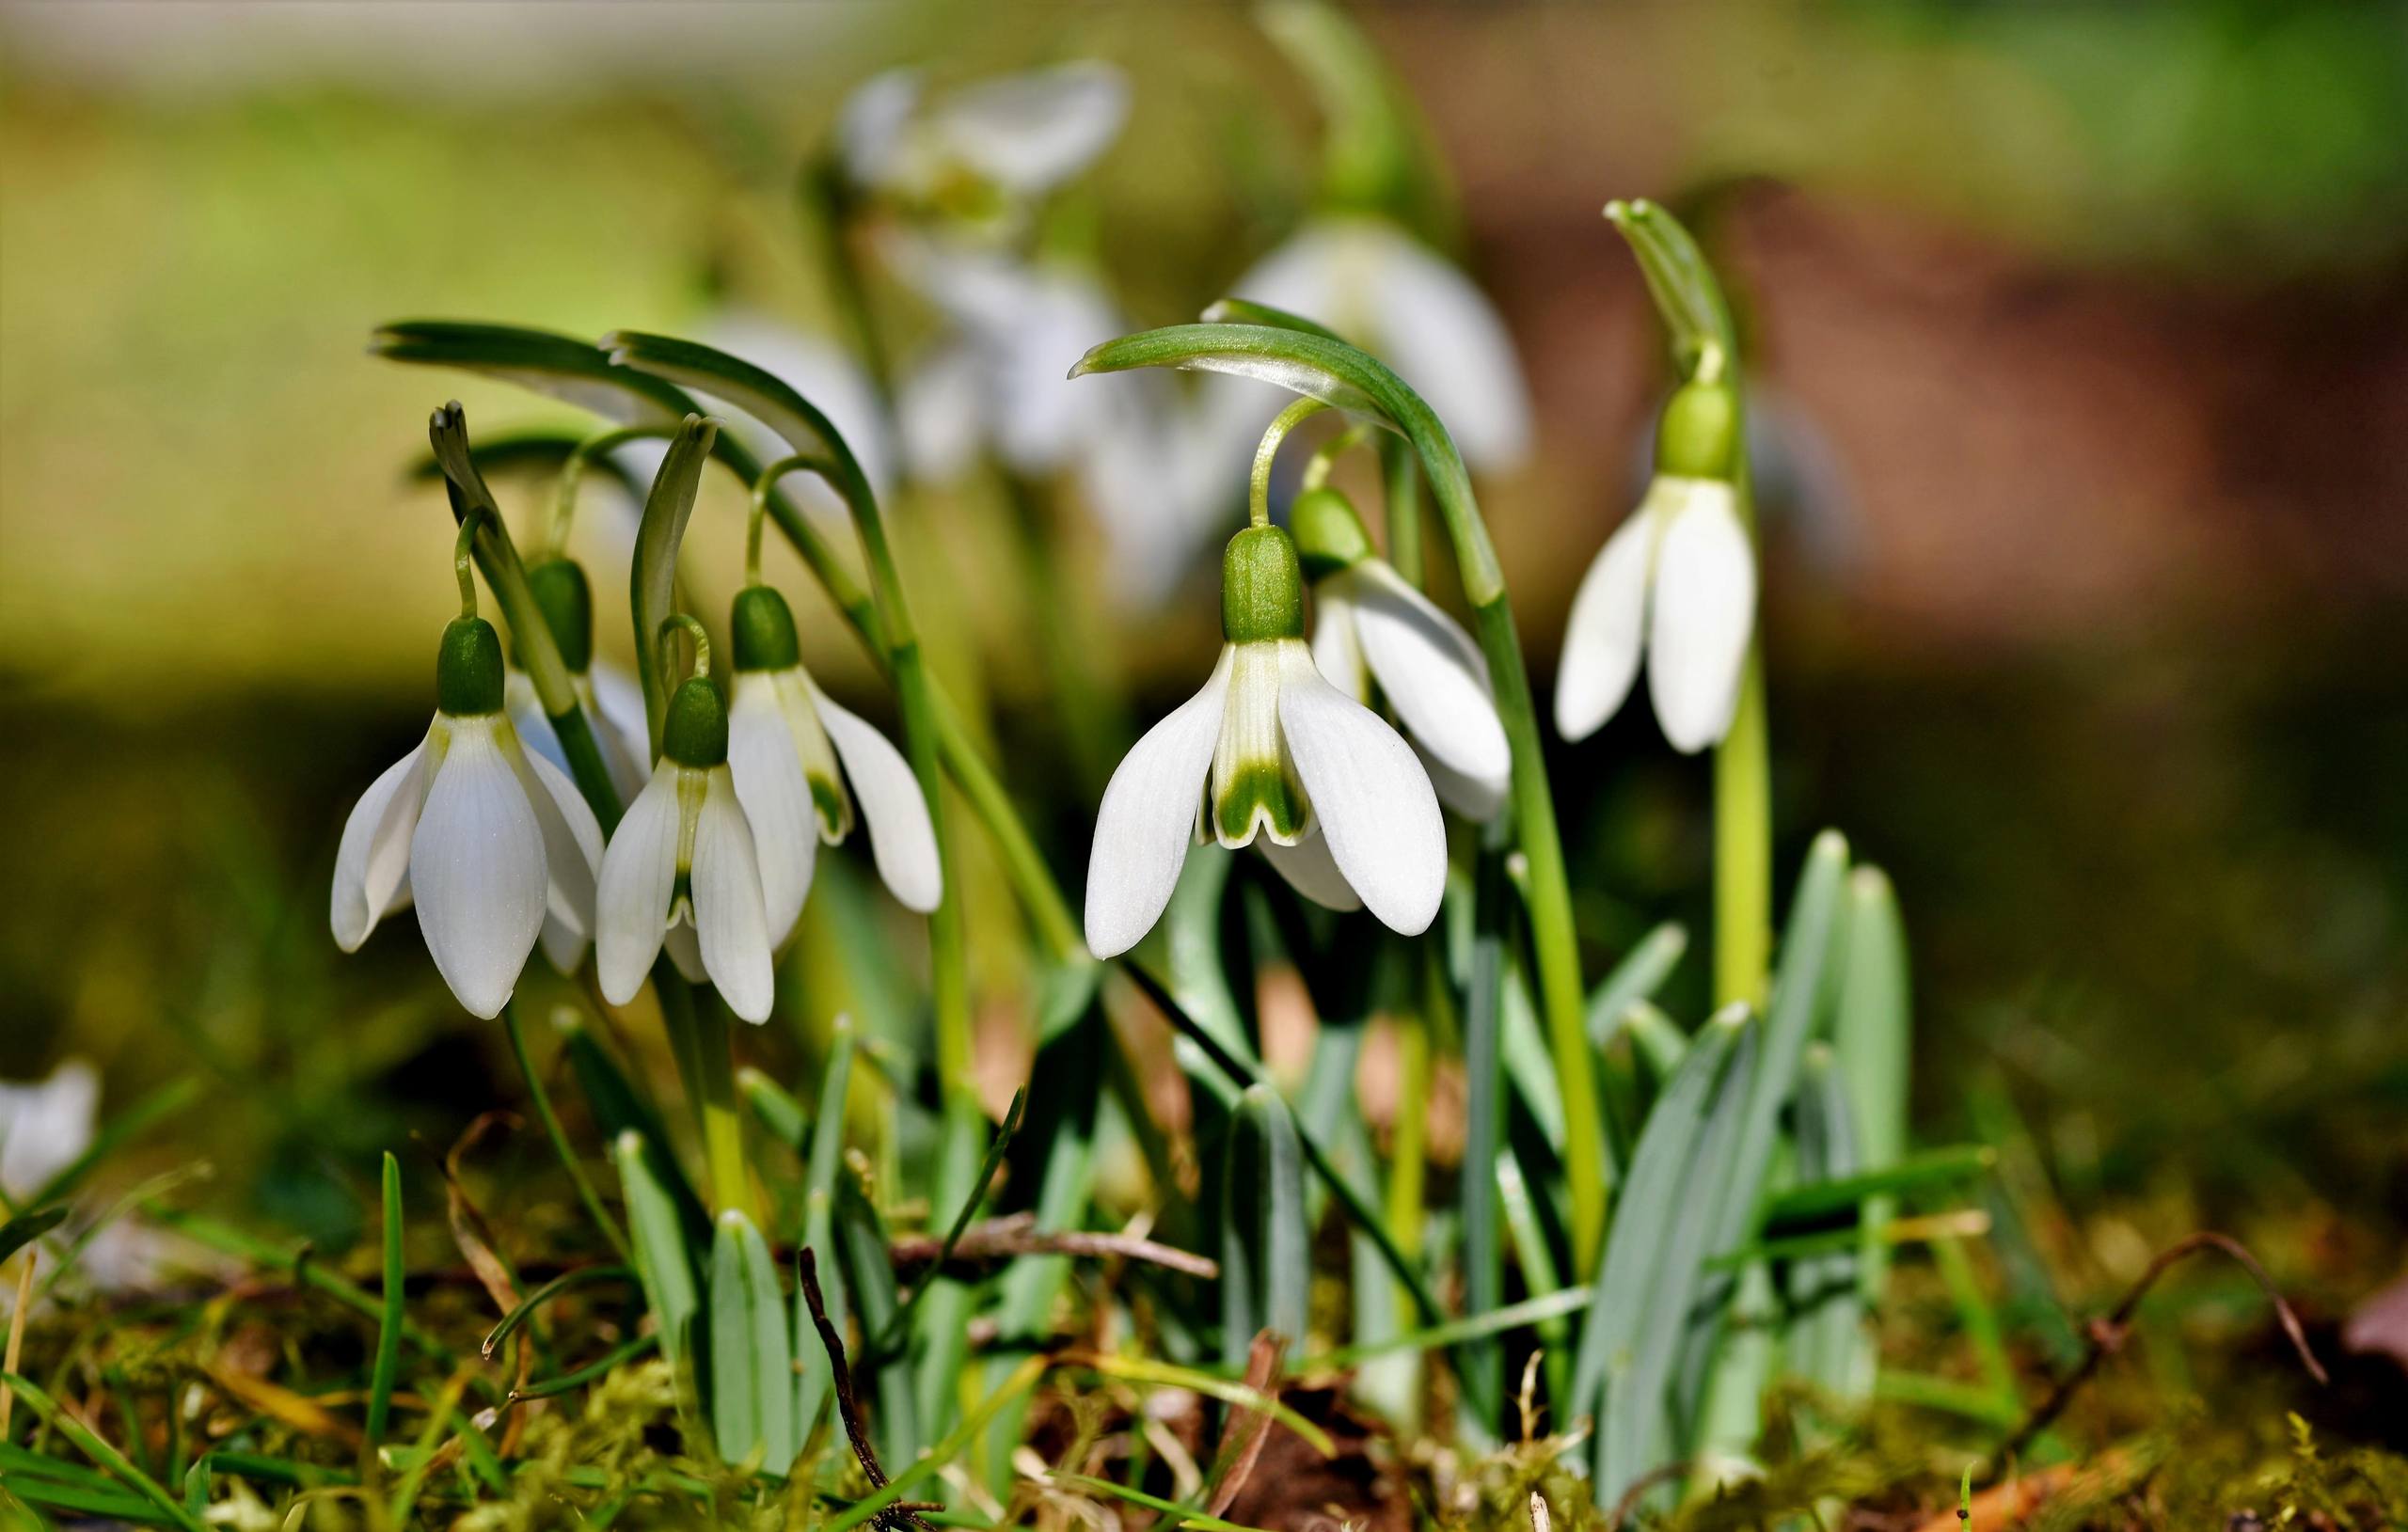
xmin=1289 ymin=484 xmax=1374 ymax=577
xmin=522 ymin=559 xmax=596 ymax=673
xmin=1222 ymin=524 xmax=1306 ymax=642
xmin=729 ymin=585 xmax=802 ymax=673
xmin=436 ymin=616 xmax=505 ymax=716
xmin=661 ymin=676 xmax=730 ymax=767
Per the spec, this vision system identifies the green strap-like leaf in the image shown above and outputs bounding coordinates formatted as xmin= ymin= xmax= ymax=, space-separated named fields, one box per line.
xmin=1582 ymin=924 xmax=1689 ymax=1050
xmin=0 ymin=1206 xmax=68 ymax=1266
xmin=363 ymin=1152 xmax=405 ymax=1451
xmin=709 ymin=1209 xmax=797 ymax=1472
xmin=1223 ymin=1085 xmax=1309 ymax=1366
xmin=613 ymin=1131 xmax=699 ymax=1372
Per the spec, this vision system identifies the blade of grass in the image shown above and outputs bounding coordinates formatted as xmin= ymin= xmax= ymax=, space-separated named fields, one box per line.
xmin=819 ymin=1355 xmax=1047 ymax=1532
xmin=505 ymin=1002 xmax=630 ymax=1264
xmin=1072 ymin=1353 xmax=1334 ymax=1457
xmin=363 ymin=1152 xmax=404 ymax=1455
xmin=0 ymin=1372 xmax=208 ymax=1532
xmin=483 ymin=1265 xmax=633 ymax=1360
xmin=1458 ymin=820 xmax=1512 ymax=1439
xmin=1305 ymin=1287 xmax=1594 ymax=1372
xmin=1054 ymin=1473 xmax=1279 ymax=1532
xmin=511 ymin=1334 xmax=659 ymax=1400
xmin=612 ymin=1131 xmax=699 ymax=1373
xmin=1582 ymin=923 xmax=1688 ymax=1050
xmin=881 ymin=1088 xmax=1025 ymax=1356
xmin=1761 ymin=1145 xmax=1995 ymax=1230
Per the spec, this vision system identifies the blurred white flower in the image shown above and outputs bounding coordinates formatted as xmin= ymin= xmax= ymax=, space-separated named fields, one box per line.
xmin=0 ymin=1059 xmax=97 ymax=1202
xmin=723 ymin=585 xmax=942 ymax=948
xmin=332 ymin=619 xmax=604 ymax=1017
xmin=1085 ymin=526 xmax=1443 ymax=957
xmin=838 ymin=63 xmax=1129 ymax=228
xmin=1225 ymin=215 xmax=1532 ymax=472
xmin=595 ymin=677 xmax=777 ymax=1023
xmin=507 ymin=661 xmax=650 ymax=812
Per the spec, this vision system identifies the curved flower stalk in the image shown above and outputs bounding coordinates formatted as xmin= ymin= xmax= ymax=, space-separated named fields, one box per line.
xmin=1072 ymin=317 xmax=1609 ymax=1271
xmin=500 ymin=556 xmax=649 ymax=803
xmin=1292 ymin=482 xmax=1510 ymax=820
xmin=1086 ymin=522 xmax=1444 ymax=957
xmin=1555 ymin=374 xmax=1755 ymax=754
xmin=596 ymin=667 xmax=777 ymax=1025
xmin=835 ymin=63 xmax=1129 ymax=240
xmin=331 ymin=602 xmax=604 ymax=1018
xmin=725 ymin=578 xmax=943 ymax=947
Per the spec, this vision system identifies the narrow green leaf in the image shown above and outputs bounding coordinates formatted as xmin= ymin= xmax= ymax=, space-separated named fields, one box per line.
xmin=1784 ymin=1044 xmax=1869 ymax=1407
xmin=835 ymin=1176 xmax=917 ymax=1466
xmin=0 ymin=1207 xmax=69 ymax=1266
xmin=1616 ymin=1001 xmax=1690 ymax=1085
xmin=482 ymin=1264 xmax=633 ymax=1361
xmin=795 ymin=1023 xmax=855 ymax=1438
xmin=1582 ymin=923 xmax=1688 ymax=1050
xmin=738 ymin=1067 xmax=810 ymax=1153
xmin=1832 ymin=863 xmax=1911 ymax=1303
xmin=371 ymin=321 xmax=690 ymax=424
xmin=1053 ymin=1473 xmax=1279 ymax=1532
xmin=818 ymin=1355 xmax=1047 ymax=1532
xmin=1498 ymin=960 xmax=1565 ymax=1152
xmin=1456 ymin=820 xmax=1513 ymax=1438
xmin=1223 ymin=1085 xmax=1309 ymax=1366
xmin=1198 ymin=296 xmax=1347 ymax=343
xmin=512 ymin=1334 xmax=658 ymax=1400
xmin=1761 ymin=1144 xmax=1993 ymax=1231
xmin=884 ymin=1088 xmax=1024 ymax=1354
xmin=364 ymin=1152 xmax=404 ymax=1452
xmin=1307 ymin=1286 xmax=1592 ymax=1372
xmin=709 ymin=1210 xmax=796 ymax=1472
xmin=8 ymin=1477 xmax=163 ymax=1522
xmin=562 ymin=1013 xmax=708 ymax=1246
xmin=613 ymin=1130 xmax=699 ymax=1372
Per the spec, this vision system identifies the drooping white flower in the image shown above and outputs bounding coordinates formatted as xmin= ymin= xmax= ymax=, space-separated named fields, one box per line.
xmin=888 ymin=238 xmax=1211 ymax=599
xmin=1085 ymin=524 xmax=1445 ymax=957
xmin=837 ymin=63 xmax=1129 ymax=229
xmin=722 ymin=584 xmax=942 ymax=947
xmin=1221 ymin=215 xmax=1532 ymax=473
xmin=332 ymin=617 xmax=605 ymax=1018
xmin=0 ymin=1059 xmax=97 ymax=1202
xmin=1292 ymin=486 xmax=1511 ymax=820
xmin=1556 ymin=377 xmax=1756 ymax=754
xmin=595 ymin=675 xmax=778 ymax=1023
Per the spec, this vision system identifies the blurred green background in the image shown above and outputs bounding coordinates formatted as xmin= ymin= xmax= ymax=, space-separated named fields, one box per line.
xmin=1 ymin=0 xmax=2401 ymax=1316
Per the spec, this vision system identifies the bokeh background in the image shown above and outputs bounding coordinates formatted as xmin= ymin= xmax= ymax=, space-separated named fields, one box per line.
xmin=3 ymin=0 xmax=2402 ymax=1386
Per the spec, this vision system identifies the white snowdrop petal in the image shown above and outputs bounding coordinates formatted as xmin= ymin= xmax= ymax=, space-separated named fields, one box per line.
xmin=1415 ymin=740 xmax=1511 ymax=824
xmin=690 ymin=769 xmax=777 ymax=1024
xmin=1554 ymin=507 xmax=1656 ymax=742
xmin=1347 ymin=561 xmax=1511 ymax=812
xmin=594 ymin=767 xmax=683 ymax=1005
xmin=511 ymin=736 xmax=607 ymax=961
xmin=1358 ymin=221 xmax=1533 ymax=470
xmin=507 ymin=671 xmax=569 ymax=781
xmin=807 ymin=679 xmax=943 ymax=914
xmin=897 ymin=343 xmax=988 ymax=486
xmin=588 ymin=662 xmax=656 ymax=790
xmin=935 ymin=62 xmax=1129 ymax=194
xmin=1274 ymin=644 xmax=1446 ymax=936
xmin=727 ymin=673 xmax=819 ymax=949
xmin=837 ymin=69 xmax=922 ymax=190
xmin=330 ymin=735 xmax=430 ymax=952
xmin=0 ymin=1060 xmax=99 ymax=1202
xmin=409 ymin=719 xmax=547 ymax=1019
xmin=538 ymin=909 xmax=586 ymax=977
xmin=1229 ymin=224 xmax=1349 ymax=337
xmin=1084 ymin=650 xmax=1234 ymax=958
xmin=1647 ymin=482 xmax=1756 ymax=754
xmin=1258 ymin=831 xmax=1362 ymax=913
xmin=1308 ymin=582 xmax=1369 ymax=702
xmin=665 ymin=924 xmax=707 ymax=985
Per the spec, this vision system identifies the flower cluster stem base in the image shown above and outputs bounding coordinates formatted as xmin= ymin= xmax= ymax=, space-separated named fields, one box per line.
xmin=1712 ymin=648 xmax=1772 ymax=1011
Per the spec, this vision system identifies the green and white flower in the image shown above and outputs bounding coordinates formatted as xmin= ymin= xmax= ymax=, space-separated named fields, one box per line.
xmin=1085 ymin=524 xmax=1444 ymax=957
xmin=501 ymin=557 xmax=648 ymax=807
xmin=594 ymin=675 xmax=777 ymax=1024
xmin=1556 ymin=377 xmax=1755 ymax=754
xmin=331 ymin=617 xmax=605 ymax=1019
xmin=1292 ymin=486 xmax=1511 ymax=820
xmin=722 ymin=584 xmax=942 ymax=949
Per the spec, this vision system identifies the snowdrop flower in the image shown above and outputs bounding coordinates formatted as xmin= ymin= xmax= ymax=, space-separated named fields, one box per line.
xmin=837 ymin=64 xmax=1129 ymax=234
xmin=1224 ymin=216 xmax=1532 ymax=473
xmin=723 ymin=583 xmax=942 ymax=948
xmin=0 ymin=1059 xmax=97 ymax=1201
xmin=1085 ymin=523 xmax=1444 ymax=957
xmin=1291 ymin=485 xmax=1510 ymax=820
xmin=1556 ymin=376 xmax=1755 ymax=754
xmin=502 ymin=558 xmax=649 ymax=807
xmin=332 ymin=616 xmax=605 ymax=1018
xmin=596 ymin=674 xmax=777 ymax=1023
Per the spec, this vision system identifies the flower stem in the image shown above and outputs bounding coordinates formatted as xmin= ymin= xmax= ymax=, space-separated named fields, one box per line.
xmin=502 ymin=1002 xmax=631 ymax=1262
xmin=452 ymin=509 xmax=488 ymax=620
xmin=1380 ymin=433 xmax=1422 ymax=586
xmin=1251 ymin=397 xmax=1333 ymax=528
xmin=1712 ymin=649 xmax=1771 ymax=1011
xmin=681 ymin=987 xmax=751 ymax=1217
xmin=547 ymin=424 xmax=678 ymax=560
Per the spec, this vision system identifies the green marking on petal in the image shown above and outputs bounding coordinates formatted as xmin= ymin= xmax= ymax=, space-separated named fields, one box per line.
xmin=1213 ymin=760 xmax=1309 ymax=846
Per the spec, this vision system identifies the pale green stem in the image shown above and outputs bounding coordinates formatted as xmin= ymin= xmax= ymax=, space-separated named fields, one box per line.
xmin=547 ymin=424 xmax=679 ymax=560
xmin=1251 ymin=397 xmax=1333 ymax=528
xmin=1380 ymin=434 xmax=1421 ymax=587
xmin=452 ymin=509 xmax=487 ymax=620
xmin=656 ymin=612 xmax=712 ymax=690
xmin=1711 ymin=431 xmax=1772 ymax=1010
xmin=1301 ymin=424 xmax=1373 ymax=493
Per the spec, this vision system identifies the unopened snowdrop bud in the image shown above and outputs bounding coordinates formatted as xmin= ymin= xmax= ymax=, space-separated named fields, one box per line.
xmin=1296 ymin=488 xmax=1511 ymax=821
xmin=1085 ymin=523 xmax=1444 ymax=958
xmin=723 ymin=586 xmax=943 ymax=952
xmin=332 ymin=617 xmax=605 ymax=1019
xmin=596 ymin=676 xmax=777 ymax=1023
xmin=1556 ymin=376 xmax=1756 ymax=754
xmin=504 ymin=558 xmax=648 ymax=805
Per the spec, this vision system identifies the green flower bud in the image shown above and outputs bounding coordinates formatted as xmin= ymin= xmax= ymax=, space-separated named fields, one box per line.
xmin=436 ymin=617 xmax=506 ymax=717
xmin=520 ymin=560 xmax=594 ymax=674
xmin=1655 ymin=377 xmax=1740 ymax=482
xmin=728 ymin=586 xmax=801 ymax=673
xmin=661 ymin=676 xmax=730 ymax=767
xmin=1221 ymin=525 xmax=1306 ymax=645
xmin=1289 ymin=486 xmax=1374 ymax=579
